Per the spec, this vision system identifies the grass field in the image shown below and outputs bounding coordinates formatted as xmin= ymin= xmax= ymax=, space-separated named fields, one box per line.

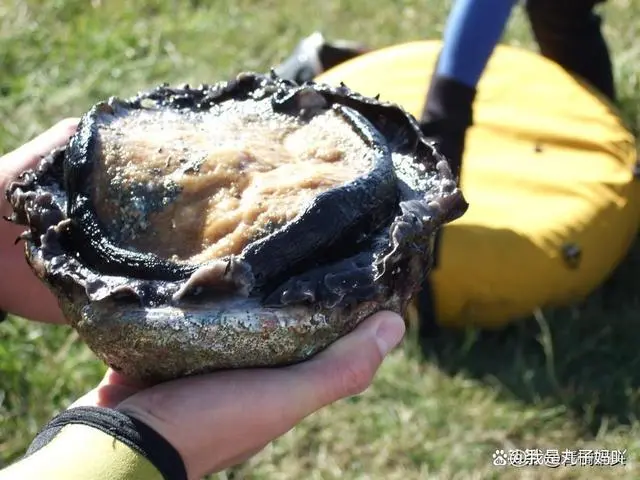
xmin=1 ymin=0 xmax=640 ymax=478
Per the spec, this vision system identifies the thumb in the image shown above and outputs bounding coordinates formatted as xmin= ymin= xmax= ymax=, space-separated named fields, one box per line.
xmin=294 ymin=310 xmax=406 ymax=409
xmin=3 ymin=118 xmax=79 ymax=164
xmin=114 ymin=310 xmax=405 ymax=478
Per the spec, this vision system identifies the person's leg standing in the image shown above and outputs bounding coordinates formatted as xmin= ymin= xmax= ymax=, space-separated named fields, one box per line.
xmin=525 ymin=0 xmax=616 ymax=102
xmin=420 ymin=0 xmax=517 ymax=180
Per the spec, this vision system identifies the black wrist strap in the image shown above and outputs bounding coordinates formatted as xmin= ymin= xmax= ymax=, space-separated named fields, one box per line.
xmin=25 ymin=405 xmax=187 ymax=480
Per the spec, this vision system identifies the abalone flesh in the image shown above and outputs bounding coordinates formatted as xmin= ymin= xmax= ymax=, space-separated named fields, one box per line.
xmin=6 ymin=72 xmax=467 ymax=382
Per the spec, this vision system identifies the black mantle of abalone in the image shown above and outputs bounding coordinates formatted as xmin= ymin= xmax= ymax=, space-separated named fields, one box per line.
xmin=5 ymin=72 xmax=468 ymax=382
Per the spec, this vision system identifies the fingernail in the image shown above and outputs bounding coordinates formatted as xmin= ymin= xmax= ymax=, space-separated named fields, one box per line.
xmin=375 ymin=314 xmax=406 ymax=356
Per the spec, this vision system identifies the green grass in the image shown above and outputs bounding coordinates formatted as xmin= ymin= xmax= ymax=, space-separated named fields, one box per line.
xmin=1 ymin=0 xmax=640 ymax=478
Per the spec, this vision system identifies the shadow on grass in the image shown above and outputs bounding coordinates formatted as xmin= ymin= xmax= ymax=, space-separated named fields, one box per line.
xmin=414 ymin=235 xmax=640 ymax=436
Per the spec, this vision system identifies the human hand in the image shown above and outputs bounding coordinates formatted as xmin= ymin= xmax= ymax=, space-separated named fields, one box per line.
xmin=0 ymin=119 xmax=80 ymax=210
xmin=72 ymin=310 xmax=406 ymax=479
xmin=0 ymin=119 xmax=79 ymax=324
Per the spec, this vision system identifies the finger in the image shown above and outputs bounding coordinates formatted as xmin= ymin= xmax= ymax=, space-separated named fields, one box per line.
xmin=115 ymin=311 xmax=405 ymax=478
xmin=68 ymin=368 xmax=151 ymax=409
xmin=70 ymin=383 xmax=142 ymax=409
xmin=293 ymin=310 xmax=406 ymax=408
xmin=2 ymin=118 xmax=79 ymax=165
xmin=196 ymin=312 xmax=404 ymax=471
xmin=99 ymin=368 xmax=154 ymax=390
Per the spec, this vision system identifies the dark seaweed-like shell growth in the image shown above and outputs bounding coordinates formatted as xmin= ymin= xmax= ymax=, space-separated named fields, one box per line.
xmin=6 ymin=72 xmax=467 ymax=382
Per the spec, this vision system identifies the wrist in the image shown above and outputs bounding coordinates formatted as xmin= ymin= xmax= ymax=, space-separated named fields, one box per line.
xmin=18 ymin=406 xmax=188 ymax=480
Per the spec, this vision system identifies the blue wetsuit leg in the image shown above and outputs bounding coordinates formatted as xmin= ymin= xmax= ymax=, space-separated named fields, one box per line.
xmin=436 ymin=0 xmax=519 ymax=89
xmin=420 ymin=0 xmax=519 ymax=179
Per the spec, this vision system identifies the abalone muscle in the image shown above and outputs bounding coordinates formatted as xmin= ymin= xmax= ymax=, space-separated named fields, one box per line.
xmin=6 ymin=72 xmax=467 ymax=382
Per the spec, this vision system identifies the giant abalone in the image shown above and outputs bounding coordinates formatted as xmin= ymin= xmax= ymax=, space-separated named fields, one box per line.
xmin=5 ymin=72 xmax=467 ymax=382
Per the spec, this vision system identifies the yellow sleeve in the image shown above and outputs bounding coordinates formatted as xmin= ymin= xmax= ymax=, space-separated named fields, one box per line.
xmin=0 ymin=406 xmax=186 ymax=480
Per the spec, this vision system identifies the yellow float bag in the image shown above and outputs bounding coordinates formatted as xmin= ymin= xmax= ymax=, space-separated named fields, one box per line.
xmin=316 ymin=40 xmax=640 ymax=329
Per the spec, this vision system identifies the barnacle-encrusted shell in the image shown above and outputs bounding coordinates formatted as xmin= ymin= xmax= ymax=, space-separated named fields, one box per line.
xmin=6 ymin=72 xmax=467 ymax=382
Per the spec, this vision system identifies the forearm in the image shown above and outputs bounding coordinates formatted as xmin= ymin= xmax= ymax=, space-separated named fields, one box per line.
xmin=436 ymin=0 xmax=518 ymax=88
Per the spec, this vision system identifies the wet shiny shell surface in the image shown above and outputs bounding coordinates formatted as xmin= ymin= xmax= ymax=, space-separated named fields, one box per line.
xmin=6 ymin=72 xmax=467 ymax=382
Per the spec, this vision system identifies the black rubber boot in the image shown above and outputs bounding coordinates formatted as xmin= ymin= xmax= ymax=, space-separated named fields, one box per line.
xmin=419 ymin=75 xmax=477 ymax=181
xmin=417 ymin=75 xmax=476 ymax=339
xmin=274 ymin=32 xmax=368 ymax=84
xmin=525 ymin=0 xmax=616 ymax=102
